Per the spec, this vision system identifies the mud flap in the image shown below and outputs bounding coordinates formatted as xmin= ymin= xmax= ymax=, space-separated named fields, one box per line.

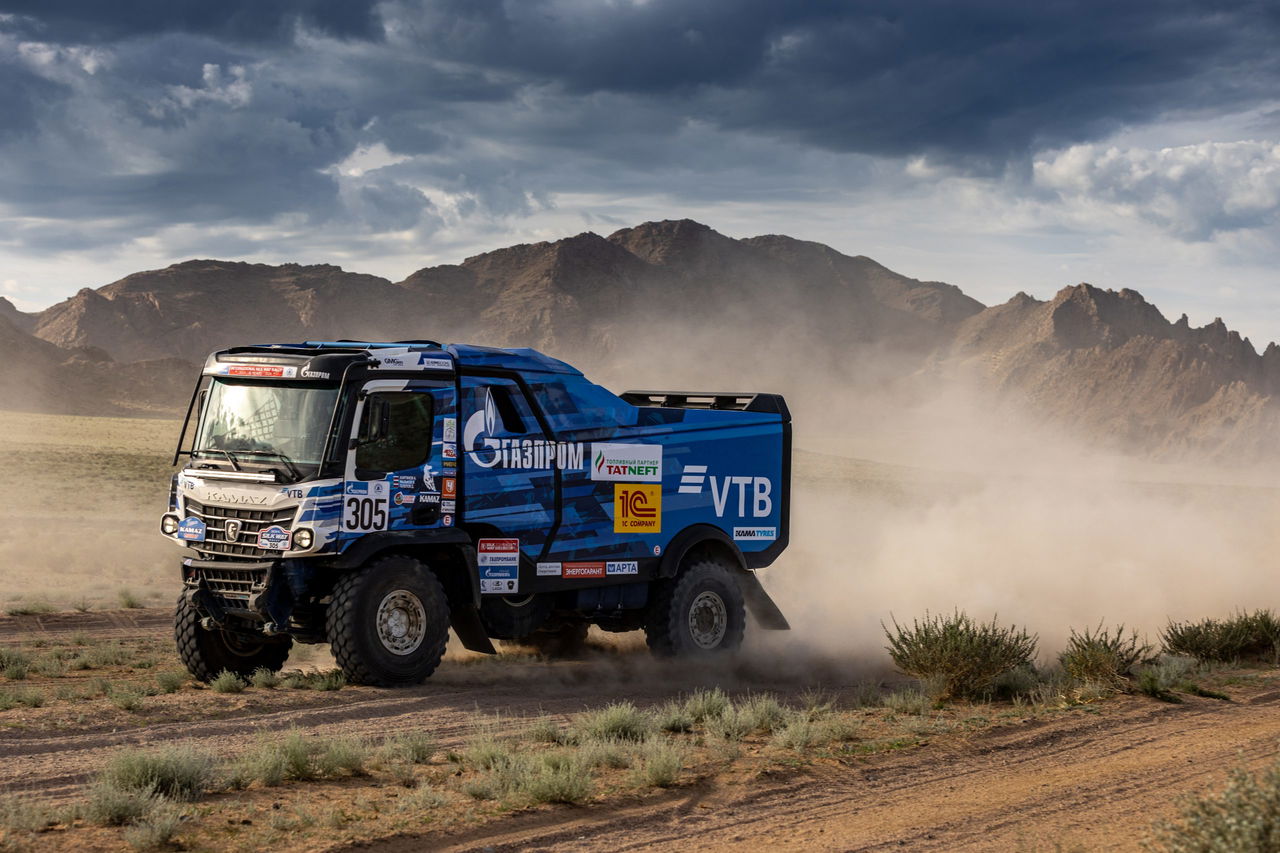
xmin=451 ymin=605 xmax=497 ymax=654
xmin=736 ymin=571 xmax=790 ymax=630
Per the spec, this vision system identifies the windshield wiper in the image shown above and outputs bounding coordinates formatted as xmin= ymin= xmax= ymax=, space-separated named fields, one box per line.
xmin=194 ymin=448 xmax=242 ymax=472
xmin=233 ymin=450 xmax=302 ymax=481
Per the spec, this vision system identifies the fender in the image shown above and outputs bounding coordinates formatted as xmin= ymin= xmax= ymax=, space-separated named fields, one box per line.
xmin=658 ymin=523 xmax=790 ymax=631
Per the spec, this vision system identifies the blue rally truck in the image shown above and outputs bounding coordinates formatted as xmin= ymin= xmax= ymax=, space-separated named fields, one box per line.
xmin=161 ymin=341 xmax=790 ymax=685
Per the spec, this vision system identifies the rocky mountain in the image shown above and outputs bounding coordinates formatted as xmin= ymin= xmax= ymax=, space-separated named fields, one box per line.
xmin=9 ymin=219 xmax=1279 ymax=461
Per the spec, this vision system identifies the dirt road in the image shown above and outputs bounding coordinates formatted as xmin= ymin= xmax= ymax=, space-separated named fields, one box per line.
xmin=389 ymin=689 xmax=1280 ymax=852
xmin=3 ymin=610 xmax=1277 ymax=851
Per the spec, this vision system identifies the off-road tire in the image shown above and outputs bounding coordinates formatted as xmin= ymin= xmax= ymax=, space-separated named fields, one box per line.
xmin=326 ymin=555 xmax=449 ymax=686
xmin=645 ymin=555 xmax=746 ymax=657
xmin=174 ymin=597 xmax=292 ymax=682
xmin=498 ymin=622 xmax=590 ymax=658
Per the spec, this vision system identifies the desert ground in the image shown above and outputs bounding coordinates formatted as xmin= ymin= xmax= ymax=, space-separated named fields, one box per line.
xmin=1 ymin=410 xmax=1279 ymax=851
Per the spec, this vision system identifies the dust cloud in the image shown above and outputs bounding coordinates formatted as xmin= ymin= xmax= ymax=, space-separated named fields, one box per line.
xmin=595 ymin=324 xmax=1280 ymax=671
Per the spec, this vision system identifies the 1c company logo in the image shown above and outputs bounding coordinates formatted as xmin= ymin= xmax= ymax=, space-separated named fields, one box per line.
xmin=614 ymin=484 xmax=661 ymax=533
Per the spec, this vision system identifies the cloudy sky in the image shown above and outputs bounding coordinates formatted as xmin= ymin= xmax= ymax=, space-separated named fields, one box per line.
xmin=2 ymin=1 xmax=1279 ymax=343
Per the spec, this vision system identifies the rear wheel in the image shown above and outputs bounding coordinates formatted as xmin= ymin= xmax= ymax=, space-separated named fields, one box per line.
xmin=645 ymin=554 xmax=746 ymax=657
xmin=326 ymin=555 xmax=450 ymax=686
xmin=174 ymin=598 xmax=292 ymax=682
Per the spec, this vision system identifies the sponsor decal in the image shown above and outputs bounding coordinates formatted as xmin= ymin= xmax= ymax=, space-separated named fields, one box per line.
xmin=393 ymin=474 xmax=417 ymax=490
xmin=301 ymin=369 xmax=330 ymax=379
xmin=464 ymin=388 xmax=584 ymax=470
xmin=480 ymin=578 xmax=519 ymax=594
xmin=442 ymin=514 xmax=453 ymax=526
xmin=207 ymin=491 xmax=269 ymax=505
xmin=418 ymin=493 xmax=440 ymax=505
xmin=443 ymin=458 xmax=456 ymax=469
xmin=442 ymin=417 xmax=457 ymax=442
xmin=393 ymin=491 xmax=415 ymax=506
xmin=591 ymin=444 xmax=662 ymax=483
xmin=442 ymin=478 xmax=456 ymax=498
xmin=181 ymin=477 xmax=201 ymax=490
xmin=733 ymin=527 xmax=778 ymax=542
xmin=677 ymin=466 xmax=774 ymax=519
xmin=442 ymin=443 xmax=457 ymax=460
xmin=606 ymin=560 xmax=639 ymax=576
xmin=215 ymin=363 xmax=299 ymax=379
xmin=379 ymin=355 xmax=407 ymax=367
xmin=653 ymin=545 xmax=662 ymax=556
xmin=418 ymin=356 xmax=453 ymax=370
xmin=614 ymin=484 xmax=661 ymax=533
xmin=536 ymin=561 xmax=561 ymax=577
xmin=279 ymin=487 xmax=303 ymax=499
xmin=258 ymin=525 xmax=291 ymax=550
xmin=176 ymin=516 xmax=206 ymax=542
xmin=343 ymin=480 xmax=389 ymax=531
xmin=420 ymin=464 xmax=437 ymax=492
xmin=441 ymin=499 xmax=455 ymax=513
xmin=562 ymin=562 xmax=605 ymax=579
xmin=478 ymin=539 xmax=518 ymax=580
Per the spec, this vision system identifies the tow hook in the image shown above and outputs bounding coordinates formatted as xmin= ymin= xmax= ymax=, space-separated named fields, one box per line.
xmin=199 ymin=617 xmax=217 ymax=631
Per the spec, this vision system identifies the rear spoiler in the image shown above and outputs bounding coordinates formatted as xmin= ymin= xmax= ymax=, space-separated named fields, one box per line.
xmin=620 ymin=390 xmax=790 ymax=419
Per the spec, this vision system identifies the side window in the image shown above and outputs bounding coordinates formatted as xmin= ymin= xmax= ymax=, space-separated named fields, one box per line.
xmin=355 ymin=392 xmax=433 ymax=474
xmin=488 ymin=385 xmax=527 ymax=435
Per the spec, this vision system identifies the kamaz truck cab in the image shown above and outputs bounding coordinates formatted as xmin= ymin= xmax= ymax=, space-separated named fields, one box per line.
xmin=162 ymin=340 xmax=790 ymax=686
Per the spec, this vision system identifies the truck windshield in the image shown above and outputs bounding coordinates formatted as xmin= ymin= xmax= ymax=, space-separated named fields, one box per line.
xmin=193 ymin=379 xmax=339 ymax=473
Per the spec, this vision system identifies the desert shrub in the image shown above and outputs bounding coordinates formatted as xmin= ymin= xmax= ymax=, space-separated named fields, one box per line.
xmin=737 ymin=694 xmax=791 ymax=733
xmin=683 ymin=688 xmax=730 ymax=723
xmin=575 ymin=738 xmax=631 ymax=770
xmin=1162 ymin=610 xmax=1280 ymax=664
xmin=381 ymin=732 xmax=435 ymax=765
xmin=6 ymin=601 xmax=55 ymax=617
xmin=226 ymin=744 xmax=287 ymax=789
xmin=31 ymin=655 xmax=67 ymax=678
xmin=653 ymin=700 xmax=694 ymax=733
xmin=1146 ymin=759 xmax=1280 ymax=851
xmin=524 ymin=717 xmax=564 ymax=744
xmin=311 ymin=670 xmax=346 ymax=691
xmin=154 ymin=671 xmax=185 ymax=694
xmin=117 ymin=589 xmax=144 ymax=609
xmin=85 ymin=781 xmax=157 ymax=826
xmin=882 ymin=688 xmax=932 ymax=715
xmin=396 ymin=787 xmax=447 ymax=811
xmin=109 ymin=684 xmax=146 ymax=712
xmin=0 ymin=649 xmax=31 ymax=682
xmin=772 ymin=718 xmax=817 ymax=751
xmin=464 ymin=734 xmax=516 ymax=772
xmin=316 ymin=737 xmax=369 ymax=777
xmin=99 ymin=746 xmax=214 ymax=800
xmin=209 ymin=671 xmax=245 ymax=694
xmin=122 ymin=799 xmax=182 ymax=851
xmin=1060 ymin=623 xmax=1151 ymax=687
xmin=250 ymin=668 xmax=279 ymax=689
xmin=0 ymin=688 xmax=44 ymax=709
xmin=1135 ymin=655 xmax=1197 ymax=703
xmin=518 ymin=753 xmax=592 ymax=804
xmin=573 ymin=701 xmax=652 ymax=743
xmin=884 ymin=611 xmax=1037 ymax=700
xmin=83 ymin=644 xmax=132 ymax=669
xmin=634 ymin=739 xmax=686 ymax=787
xmin=0 ymin=796 xmax=55 ymax=833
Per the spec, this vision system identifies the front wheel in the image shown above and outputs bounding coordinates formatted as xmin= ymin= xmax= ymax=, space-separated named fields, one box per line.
xmin=326 ymin=555 xmax=450 ymax=686
xmin=644 ymin=554 xmax=746 ymax=657
xmin=174 ymin=598 xmax=292 ymax=682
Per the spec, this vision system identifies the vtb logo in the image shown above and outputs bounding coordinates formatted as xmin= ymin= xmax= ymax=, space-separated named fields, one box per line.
xmin=614 ymin=484 xmax=661 ymax=533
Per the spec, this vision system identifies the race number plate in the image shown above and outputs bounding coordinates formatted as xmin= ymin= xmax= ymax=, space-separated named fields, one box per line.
xmin=343 ymin=480 xmax=389 ymax=532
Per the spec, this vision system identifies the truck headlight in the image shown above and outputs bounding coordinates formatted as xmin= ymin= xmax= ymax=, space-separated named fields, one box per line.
xmin=161 ymin=514 xmax=180 ymax=535
xmin=293 ymin=528 xmax=314 ymax=549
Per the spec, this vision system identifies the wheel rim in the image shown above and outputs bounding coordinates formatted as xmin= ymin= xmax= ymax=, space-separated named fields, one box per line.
xmin=688 ymin=590 xmax=728 ymax=650
xmin=376 ymin=590 xmax=427 ymax=656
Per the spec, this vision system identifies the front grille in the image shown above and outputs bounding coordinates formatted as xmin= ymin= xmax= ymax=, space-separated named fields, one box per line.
xmin=184 ymin=498 xmax=295 ymax=561
xmin=202 ymin=566 xmax=268 ymax=610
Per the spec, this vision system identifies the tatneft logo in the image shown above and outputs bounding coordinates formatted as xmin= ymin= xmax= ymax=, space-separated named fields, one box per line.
xmin=615 ymin=484 xmax=661 ymax=533
xmin=463 ymin=387 xmax=584 ymax=470
xmin=678 ymin=466 xmax=773 ymax=518
xmin=591 ymin=443 xmax=662 ymax=482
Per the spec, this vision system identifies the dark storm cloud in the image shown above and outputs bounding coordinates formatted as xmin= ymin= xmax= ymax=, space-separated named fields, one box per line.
xmin=1 ymin=0 xmax=1279 ymax=252
xmin=0 ymin=0 xmax=382 ymax=43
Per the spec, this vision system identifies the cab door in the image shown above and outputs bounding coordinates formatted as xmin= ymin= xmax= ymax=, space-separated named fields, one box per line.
xmin=340 ymin=381 xmax=456 ymax=545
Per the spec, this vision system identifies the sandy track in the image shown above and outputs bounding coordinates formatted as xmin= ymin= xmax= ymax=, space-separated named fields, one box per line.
xmin=370 ymin=689 xmax=1280 ymax=852
xmin=0 ymin=608 xmax=172 ymax=643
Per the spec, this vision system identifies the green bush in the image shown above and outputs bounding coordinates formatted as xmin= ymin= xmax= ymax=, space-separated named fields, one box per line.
xmin=573 ymin=701 xmax=653 ymax=743
xmin=85 ymin=781 xmax=157 ymax=826
xmin=209 ymin=671 xmax=246 ymax=694
xmin=653 ymin=700 xmax=694 ymax=733
xmin=1162 ymin=610 xmax=1280 ymax=664
xmin=122 ymin=799 xmax=182 ymax=851
xmin=633 ymin=739 xmax=686 ymax=787
xmin=518 ymin=753 xmax=592 ymax=804
xmin=250 ymin=668 xmax=280 ymax=689
xmin=1147 ymin=759 xmax=1280 ymax=851
xmin=884 ymin=611 xmax=1038 ymax=700
xmin=682 ymin=688 xmax=730 ymax=723
xmin=1060 ymin=623 xmax=1151 ymax=686
xmin=882 ymin=688 xmax=932 ymax=715
xmin=381 ymin=732 xmax=435 ymax=765
xmin=154 ymin=671 xmax=186 ymax=694
xmin=98 ymin=746 xmax=214 ymax=800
